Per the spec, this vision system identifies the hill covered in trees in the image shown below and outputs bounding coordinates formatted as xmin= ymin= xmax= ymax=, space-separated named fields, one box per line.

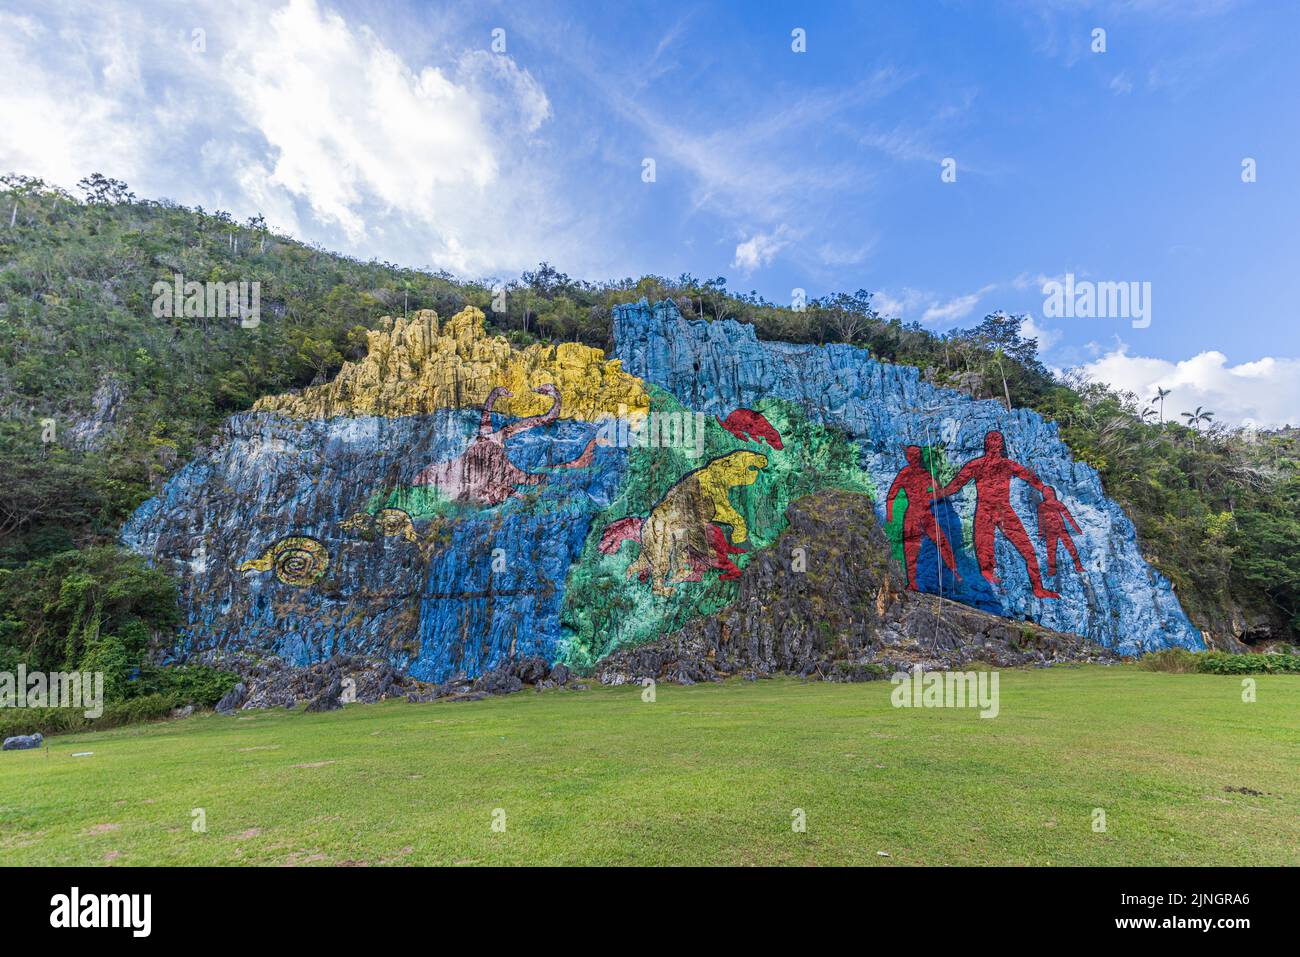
xmin=1 ymin=175 xmax=1296 ymax=698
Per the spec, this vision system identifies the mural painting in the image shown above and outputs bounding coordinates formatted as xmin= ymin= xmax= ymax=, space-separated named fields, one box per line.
xmin=124 ymin=299 xmax=1202 ymax=681
xmin=884 ymin=430 xmax=1090 ymax=601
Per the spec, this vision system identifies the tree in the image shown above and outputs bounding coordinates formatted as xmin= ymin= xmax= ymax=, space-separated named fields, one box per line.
xmin=521 ymin=262 xmax=570 ymax=299
xmin=76 ymin=173 xmax=135 ymax=206
xmin=1180 ymin=406 xmax=1215 ymax=449
xmin=1181 ymin=406 xmax=1215 ymax=431
xmin=1152 ymin=386 xmax=1171 ymax=424
xmin=990 ymin=346 xmax=1013 ymax=411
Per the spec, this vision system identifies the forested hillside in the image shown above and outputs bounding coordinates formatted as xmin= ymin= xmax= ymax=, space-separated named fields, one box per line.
xmin=1 ymin=175 xmax=1296 ymax=694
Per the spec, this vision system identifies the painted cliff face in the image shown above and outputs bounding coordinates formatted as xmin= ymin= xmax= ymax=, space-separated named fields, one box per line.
xmin=123 ymin=300 xmax=1201 ymax=681
xmin=598 ymin=449 xmax=770 ymax=598
xmin=614 ymin=298 xmax=1202 ymax=654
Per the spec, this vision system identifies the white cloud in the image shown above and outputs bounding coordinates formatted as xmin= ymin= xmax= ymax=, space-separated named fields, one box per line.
xmin=1081 ymin=346 xmax=1300 ymax=429
xmin=872 ymin=288 xmax=927 ymax=319
xmin=0 ymin=0 xmax=572 ymax=276
xmin=873 ymin=284 xmax=998 ymax=328
xmin=0 ymin=9 xmax=149 ymax=189
xmin=1109 ymin=72 xmax=1134 ymax=96
xmin=921 ymin=292 xmax=984 ymax=326
xmin=732 ymin=228 xmax=791 ymax=274
xmin=1018 ymin=315 xmax=1062 ymax=352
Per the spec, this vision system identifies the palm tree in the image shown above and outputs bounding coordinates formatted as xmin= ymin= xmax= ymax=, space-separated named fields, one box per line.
xmin=1140 ymin=406 xmax=1157 ymax=423
xmin=990 ymin=347 xmax=1012 ymax=411
xmin=1181 ymin=406 xmax=1215 ymax=430
xmin=1180 ymin=406 xmax=1215 ymax=448
xmin=1151 ymin=386 xmax=1171 ymax=423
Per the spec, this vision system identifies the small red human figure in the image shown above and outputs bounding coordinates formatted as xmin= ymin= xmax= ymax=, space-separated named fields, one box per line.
xmin=886 ymin=445 xmax=961 ymax=591
xmin=1038 ymin=486 xmax=1084 ymax=579
xmin=939 ymin=430 xmax=1060 ymax=599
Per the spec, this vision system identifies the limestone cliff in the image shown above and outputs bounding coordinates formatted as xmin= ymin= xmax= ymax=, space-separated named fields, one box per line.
xmin=595 ymin=490 xmax=1114 ymax=685
xmin=254 ymin=306 xmax=649 ymax=421
xmin=613 ymin=299 xmax=1201 ymax=654
xmin=123 ymin=300 xmax=1201 ymax=683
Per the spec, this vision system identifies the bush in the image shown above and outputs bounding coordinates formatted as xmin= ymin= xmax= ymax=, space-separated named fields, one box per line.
xmin=1137 ymin=648 xmax=1300 ymax=675
xmin=0 ymin=662 xmax=238 ymax=738
xmin=78 ymin=634 xmax=134 ymax=701
xmin=1196 ymin=652 xmax=1300 ymax=675
xmin=829 ymin=660 xmax=890 ymax=681
xmin=134 ymin=664 xmax=239 ymax=706
xmin=0 ymin=692 xmax=183 ymax=739
xmin=1137 ymin=647 xmax=1201 ymax=673
xmin=0 ymin=545 xmax=178 ymax=679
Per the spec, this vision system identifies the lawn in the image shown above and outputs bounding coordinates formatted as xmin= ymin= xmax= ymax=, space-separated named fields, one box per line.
xmin=2 ymin=666 xmax=1296 ymax=866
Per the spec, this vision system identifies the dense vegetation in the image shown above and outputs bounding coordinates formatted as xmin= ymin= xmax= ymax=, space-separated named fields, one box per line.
xmin=0 ymin=173 xmax=1296 ymax=695
xmin=1139 ymin=648 xmax=1300 ymax=674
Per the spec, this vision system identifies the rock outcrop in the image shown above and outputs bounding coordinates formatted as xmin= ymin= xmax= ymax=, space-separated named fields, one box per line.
xmin=67 ymin=377 xmax=125 ymax=451
xmin=596 ymin=490 xmax=1114 ymax=685
xmin=613 ymin=300 xmax=1201 ymax=654
xmin=253 ymin=307 xmax=648 ymax=421
xmin=123 ymin=300 xmax=1200 ymax=689
xmin=123 ymin=405 xmax=625 ymax=681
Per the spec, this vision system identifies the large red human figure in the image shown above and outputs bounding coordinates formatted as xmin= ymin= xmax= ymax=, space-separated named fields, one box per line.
xmin=939 ymin=431 xmax=1060 ymax=599
xmin=1038 ymin=486 xmax=1084 ymax=579
xmin=886 ymin=445 xmax=961 ymax=591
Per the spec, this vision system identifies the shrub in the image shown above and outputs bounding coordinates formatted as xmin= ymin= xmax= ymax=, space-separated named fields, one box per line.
xmin=1137 ymin=647 xmax=1201 ymax=673
xmin=78 ymin=634 xmax=133 ymax=701
xmin=0 ymin=692 xmax=183 ymax=739
xmin=1196 ymin=652 xmax=1300 ymax=675
xmin=135 ymin=664 xmax=239 ymax=706
xmin=1137 ymin=648 xmax=1300 ymax=675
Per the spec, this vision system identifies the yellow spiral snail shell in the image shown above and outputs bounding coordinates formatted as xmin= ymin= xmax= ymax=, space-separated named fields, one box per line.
xmin=375 ymin=508 xmax=419 ymax=544
xmin=339 ymin=508 xmax=420 ymax=545
xmin=238 ymin=536 xmax=330 ymax=586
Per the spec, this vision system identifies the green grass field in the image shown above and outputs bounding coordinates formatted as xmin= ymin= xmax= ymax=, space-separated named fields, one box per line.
xmin=2 ymin=665 xmax=1296 ymax=866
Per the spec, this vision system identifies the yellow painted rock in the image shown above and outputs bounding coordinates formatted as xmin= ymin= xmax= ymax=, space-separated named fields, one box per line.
xmin=254 ymin=307 xmax=649 ymax=422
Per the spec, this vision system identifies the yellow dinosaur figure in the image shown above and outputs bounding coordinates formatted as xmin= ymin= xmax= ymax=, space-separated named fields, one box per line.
xmin=600 ymin=450 xmax=769 ymax=597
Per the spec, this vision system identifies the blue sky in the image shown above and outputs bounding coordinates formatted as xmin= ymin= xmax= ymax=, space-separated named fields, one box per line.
xmin=3 ymin=0 xmax=1297 ymax=425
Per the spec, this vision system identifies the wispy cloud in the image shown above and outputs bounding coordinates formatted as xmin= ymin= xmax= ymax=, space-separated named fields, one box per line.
xmin=0 ymin=0 xmax=582 ymax=276
xmin=875 ymin=283 xmax=1000 ymax=329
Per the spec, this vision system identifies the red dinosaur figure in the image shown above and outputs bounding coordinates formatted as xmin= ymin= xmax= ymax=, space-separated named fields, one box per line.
xmin=716 ymin=409 xmax=783 ymax=449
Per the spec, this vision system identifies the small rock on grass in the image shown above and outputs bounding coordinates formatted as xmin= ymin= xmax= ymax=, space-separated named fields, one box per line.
xmin=215 ymin=682 xmax=247 ymax=715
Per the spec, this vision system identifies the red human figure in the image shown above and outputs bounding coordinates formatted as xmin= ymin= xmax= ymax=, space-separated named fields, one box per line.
xmin=885 ymin=445 xmax=961 ymax=591
xmin=1038 ymin=486 xmax=1084 ymax=578
xmin=940 ymin=431 xmax=1060 ymax=599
